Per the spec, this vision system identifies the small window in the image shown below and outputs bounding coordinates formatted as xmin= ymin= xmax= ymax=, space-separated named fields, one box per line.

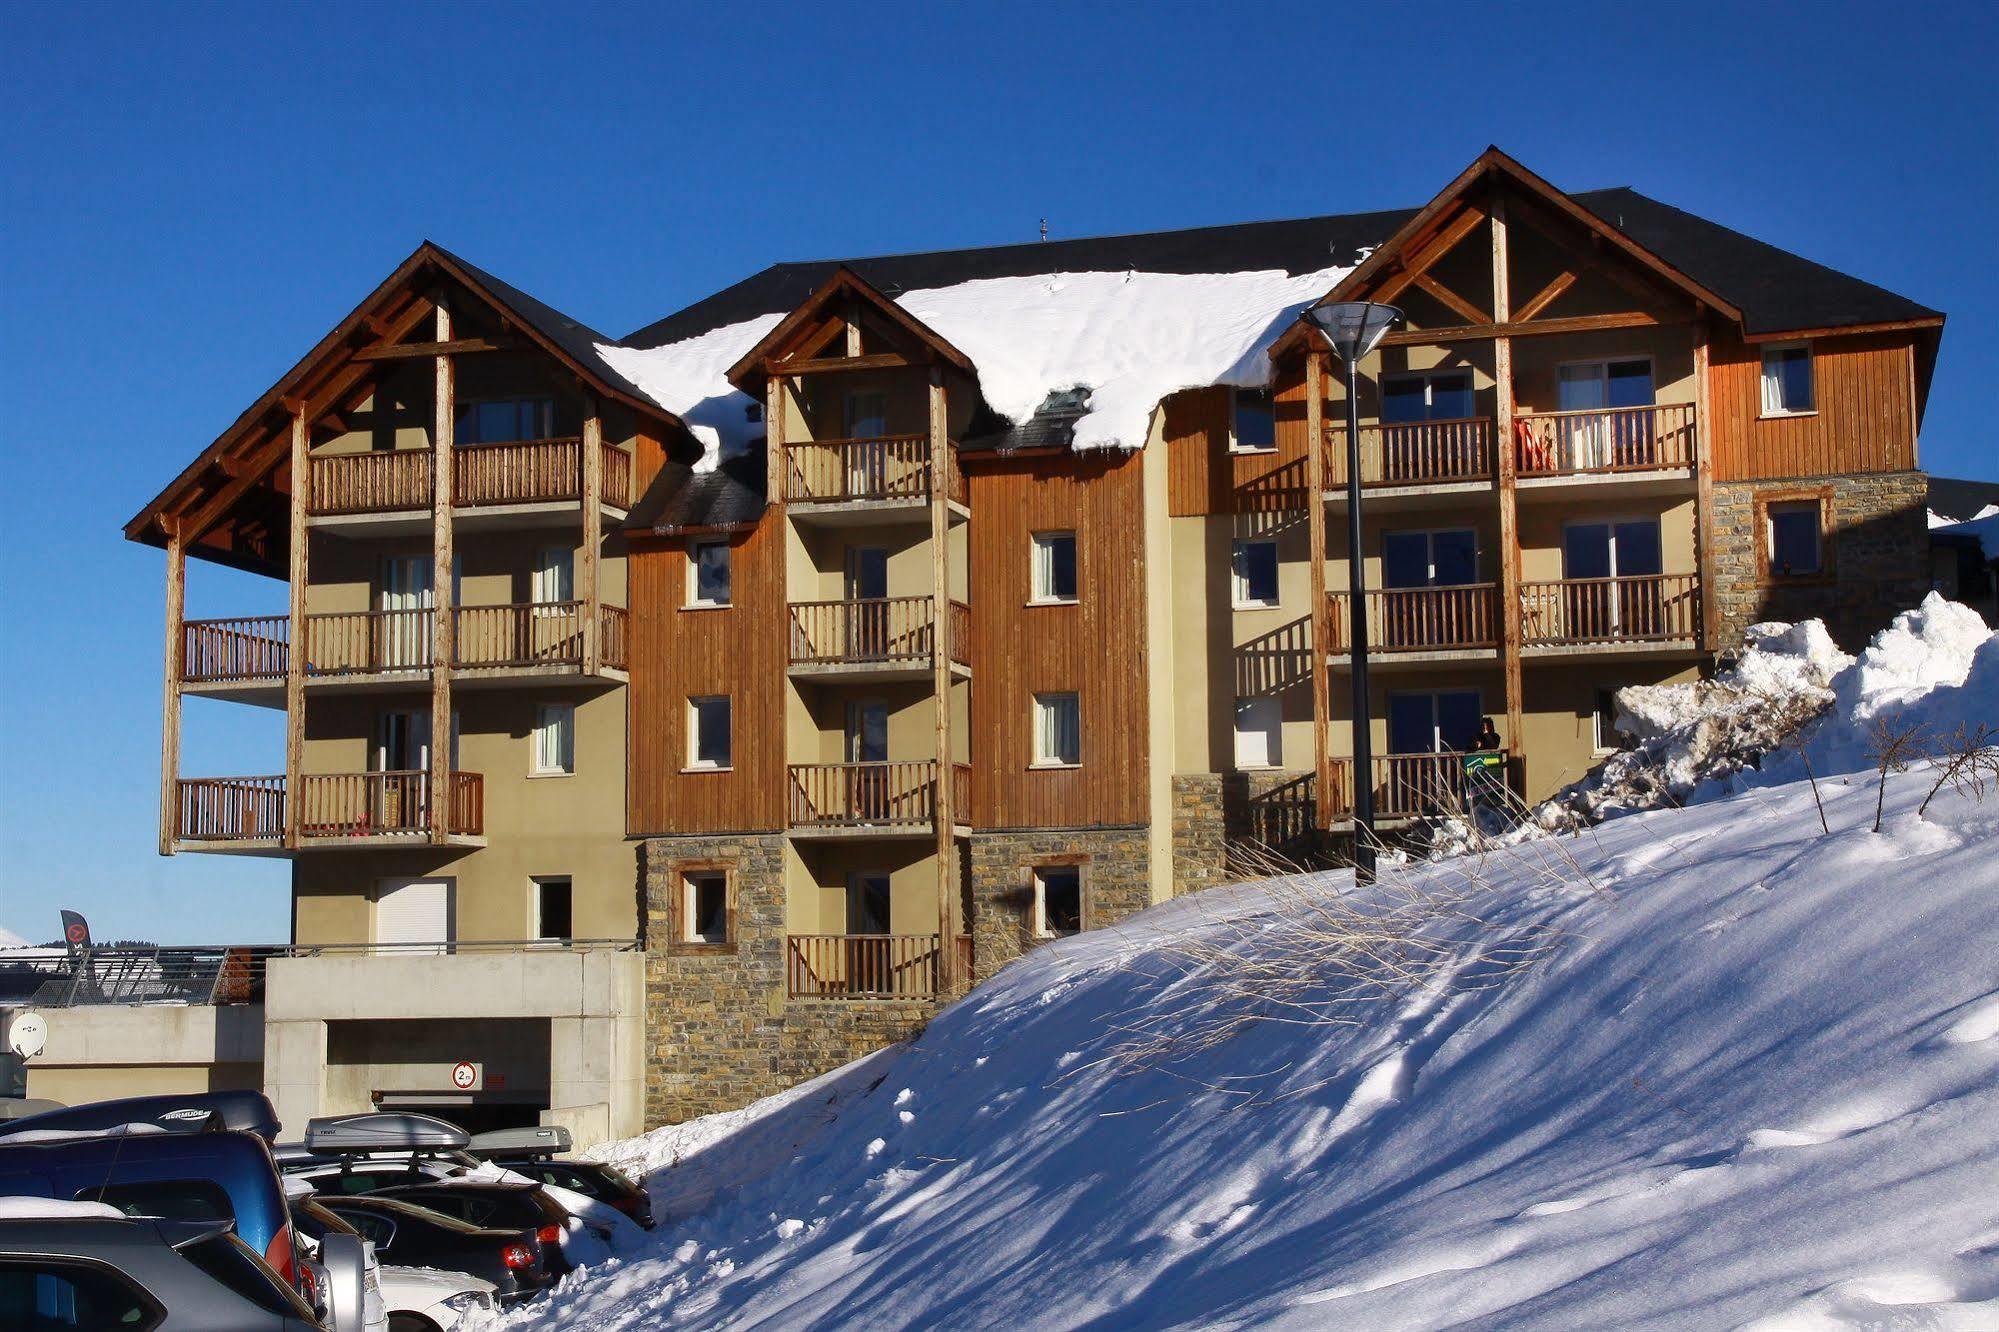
xmin=1031 ymin=531 xmax=1078 ymax=603
xmin=1768 ymin=500 xmax=1823 ymax=577
xmin=1033 ymin=866 xmax=1082 ymax=938
xmin=1232 ymin=539 xmax=1280 ymax=607
xmin=689 ymin=695 xmax=732 ymax=769
xmin=1033 ymin=693 xmax=1081 ymax=767
xmin=0 ymin=1260 xmax=162 ymax=1331
xmin=683 ymin=872 xmax=730 ymax=944
xmin=1230 ymin=388 xmax=1276 ymax=453
xmin=1593 ymin=689 xmax=1624 ymax=753
xmin=532 ymin=703 xmax=575 ymax=775
xmin=1234 ymin=697 xmax=1282 ymax=768
xmin=1760 ymin=343 xmax=1815 ymax=416
xmin=532 ymin=546 xmax=575 ymax=607
xmin=689 ymin=540 xmax=731 ymax=607
xmin=533 ymin=875 xmax=572 ymax=941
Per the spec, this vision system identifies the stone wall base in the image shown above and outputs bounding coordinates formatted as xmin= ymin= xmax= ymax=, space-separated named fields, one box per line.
xmin=968 ymin=827 xmax=1150 ymax=979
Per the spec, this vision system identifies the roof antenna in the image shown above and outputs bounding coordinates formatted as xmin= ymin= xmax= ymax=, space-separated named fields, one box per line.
xmin=1039 ymin=218 xmax=1048 ymax=242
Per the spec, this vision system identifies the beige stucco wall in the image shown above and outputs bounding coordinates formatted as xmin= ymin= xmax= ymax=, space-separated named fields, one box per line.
xmin=785 ymin=840 xmax=940 ymax=936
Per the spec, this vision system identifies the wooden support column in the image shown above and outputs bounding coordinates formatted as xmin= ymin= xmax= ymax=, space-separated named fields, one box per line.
xmin=1491 ymin=190 xmax=1526 ymax=755
xmin=159 ymin=523 xmax=186 ymax=856
xmin=1305 ymin=350 xmax=1332 ymax=829
xmin=1692 ymin=319 xmax=1718 ymax=653
xmin=580 ymin=394 xmax=603 ymax=676
xmin=430 ymin=298 xmax=455 ymax=844
xmin=928 ymin=367 xmax=957 ymax=987
xmin=283 ymin=408 xmax=310 ymax=849
xmin=765 ymin=376 xmax=786 ymax=506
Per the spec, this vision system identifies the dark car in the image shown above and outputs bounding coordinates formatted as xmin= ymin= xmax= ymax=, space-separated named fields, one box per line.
xmin=0 ymin=1214 xmax=320 ymax=1330
xmin=317 ymin=1195 xmax=551 ymax=1305
xmin=487 ymin=1156 xmax=655 ymax=1229
xmin=373 ymin=1180 xmax=586 ymax=1275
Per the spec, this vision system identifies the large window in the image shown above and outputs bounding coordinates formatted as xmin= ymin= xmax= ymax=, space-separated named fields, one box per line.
xmin=688 ymin=695 xmax=732 ymax=769
xmin=1231 ymin=538 xmax=1280 ymax=608
xmin=1230 ymin=388 xmax=1276 ymax=453
xmin=1033 ymin=866 xmax=1083 ymax=938
xmin=1382 ymin=528 xmax=1479 ymax=588
xmin=532 ymin=545 xmax=575 ymax=606
xmin=1031 ymin=531 xmax=1078 ymax=603
xmin=1234 ymin=696 xmax=1282 ymax=769
xmin=1382 ymin=371 xmax=1474 ymax=423
xmin=1388 ymin=690 xmax=1483 ymax=754
xmin=1767 ymin=499 xmax=1824 ymax=577
xmin=533 ymin=876 xmax=572 ymax=941
xmin=532 ymin=702 xmax=575 ymax=775
xmin=689 ymin=540 xmax=731 ymax=607
xmin=1760 ymin=343 xmax=1815 ymax=416
xmin=1033 ymin=692 xmax=1081 ymax=767
xmin=459 ymin=396 xmax=555 ymax=444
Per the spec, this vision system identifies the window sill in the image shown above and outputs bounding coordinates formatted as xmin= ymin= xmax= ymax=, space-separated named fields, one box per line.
xmin=1232 ymin=599 xmax=1282 ymax=612
xmin=1026 ymin=597 xmax=1079 ymax=608
xmin=1234 ymin=763 xmax=1283 ymax=772
xmin=527 ymin=770 xmax=575 ymax=780
xmin=681 ymin=764 xmax=734 ymax=774
xmin=670 ymin=940 xmax=737 ymax=956
xmin=1757 ymin=409 xmax=1819 ymax=421
xmin=1029 ymin=761 xmax=1082 ymax=771
xmin=682 ymin=602 xmax=732 ymax=612
xmin=1228 ymin=445 xmax=1279 ymax=456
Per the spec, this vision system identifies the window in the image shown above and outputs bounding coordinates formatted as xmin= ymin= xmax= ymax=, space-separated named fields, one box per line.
xmin=845 ymin=390 xmax=889 ymax=439
xmin=1234 ymin=696 xmax=1282 ymax=768
xmin=1232 ymin=538 xmax=1280 ymax=607
xmin=1593 ymin=689 xmax=1625 ymax=754
xmin=177 ymin=1232 xmax=318 ymax=1320
xmin=1229 ymin=388 xmax=1276 ymax=453
xmin=458 ymin=396 xmax=554 ymax=444
xmin=1382 ymin=529 xmax=1479 ymax=588
xmin=1388 ymin=690 xmax=1483 ymax=754
xmin=0 ymin=1259 xmax=161 ymax=1330
xmin=78 ymin=1179 xmax=233 ymax=1224
xmin=1767 ymin=500 xmax=1824 ymax=577
xmin=1031 ymin=531 xmax=1078 ymax=603
xmin=684 ymin=872 xmax=730 ymax=944
xmin=533 ymin=876 xmax=572 ymax=941
xmin=1033 ymin=866 xmax=1082 ymax=937
xmin=532 ymin=703 xmax=575 ymax=775
xmin=847 ymin=872 xmax=892 ymax=936
xmin=1760 ymin=343 xmax=1815 ymax=416
xmin=1033 ymin=693 xmax=1081 ymax=767
xmin=689 ymin=540 xmax=731 ymax=607
xmin=1382 ymin=370 xmax=1474 ymax=423
xmin=532 ymin=545 xmax=575 ymax=606
xmin=689 ymin=695 xmax=732 ymax=769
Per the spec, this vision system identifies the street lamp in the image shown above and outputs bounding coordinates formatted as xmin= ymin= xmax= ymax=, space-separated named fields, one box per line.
xmin=1303 ymin=300 xmax=1402 ymax=884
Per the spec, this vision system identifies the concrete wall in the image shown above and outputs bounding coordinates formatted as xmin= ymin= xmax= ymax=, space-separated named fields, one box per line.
xmin=16 ymin=1004 xmax=265 ymax=1106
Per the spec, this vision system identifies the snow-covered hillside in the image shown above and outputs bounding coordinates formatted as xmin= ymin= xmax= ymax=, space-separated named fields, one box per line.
xmin=489 ymin=610 xmax=1999 ymax=1332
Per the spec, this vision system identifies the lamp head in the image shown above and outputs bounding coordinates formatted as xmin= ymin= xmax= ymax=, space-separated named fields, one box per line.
xmin=1302 ymin=301 xmax=1403 ymax=364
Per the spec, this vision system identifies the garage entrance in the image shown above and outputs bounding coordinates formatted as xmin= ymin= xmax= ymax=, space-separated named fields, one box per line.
xmin=325 ymin=1017 xmax=550 ymax=1131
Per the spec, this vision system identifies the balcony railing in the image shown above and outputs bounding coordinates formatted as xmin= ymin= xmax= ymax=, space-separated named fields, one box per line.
xmin=1327 ymin=751 xmax=1511 ymax=822
xmin=1328 ymin=584 xmax=1501 ymax=654
xmin=1514 ymin=403 xmax=1696 ymax=477
xmin=174 ymin=771 xmax=483 ymax=843
xmin=1520 ymin=573 xmax=1701 ymax=646
xmin=789 ymin=598 xmax=970 ymax=668
xmin=182 ymin=616 xmax=289 ymax=682
xmin=785 ymin=436 xmax=965 ymax=505
xmin=308 ymin=440 xmax=633 ymax=516
xmin=305 ymin=608 xmax=435 ymax=675
xmin=787 ymin=761 xmax=969 ymax=830
xmin=786 ymin=933 xmax=946 ymax=1000
xmin=182 ymin=605 xmax=627 ymax=682
xmin=1323 ymin=418 xmax=1494 ymax=489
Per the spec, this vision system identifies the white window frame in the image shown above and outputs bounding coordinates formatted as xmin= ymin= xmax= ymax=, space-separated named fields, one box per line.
xmin=531 ymin=702 xmax=575 ymax=776
xmin=532 ymin=545 xmax=575 ymax=612
xmin=1231 ymin=538 xmax=1281 ymax=608
xmin=1228 ymin=387 xmax=1277 ymax=454
xmin=1759 ymin=342 xmax=1816 ymax=418
xmin=1032 ymin=692 xmax=1081 ymax=768
xmin=1030 ymin=531 xmax=1079 ymax=605
xmin=1032 ymin=865 xmax=1083 ymax=938
xmin=687 ymin=539 xmax=732 ymax=608
xmin=1233 ymin=696 xmax=1283 ymax=769
xmin=683 ymin=871 xmax=730 ymax=945
xmin=687 ymin=695 xmax=732 ymax=771
xmin=1592 ymin=689 xmax=1622 ymax=755
xmin=531 ymin=875 xmax=572 ymax=943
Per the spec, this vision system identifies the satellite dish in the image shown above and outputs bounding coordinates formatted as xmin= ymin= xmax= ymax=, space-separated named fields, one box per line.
xmin=7 ymin=1011 xmax=48 ymax=1060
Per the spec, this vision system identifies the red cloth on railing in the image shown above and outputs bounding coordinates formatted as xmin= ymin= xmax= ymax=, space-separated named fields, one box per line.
xmin=1513 ymin=418 xmax=1549 ymax=472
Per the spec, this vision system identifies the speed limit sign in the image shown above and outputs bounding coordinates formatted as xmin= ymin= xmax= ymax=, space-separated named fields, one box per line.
xmin=449 ymin=1061 xmax=480 ymax=1090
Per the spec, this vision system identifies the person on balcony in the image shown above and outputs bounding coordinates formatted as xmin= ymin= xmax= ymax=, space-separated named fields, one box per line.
xmin=1462 ymin=718 xmax=1508 ymax=834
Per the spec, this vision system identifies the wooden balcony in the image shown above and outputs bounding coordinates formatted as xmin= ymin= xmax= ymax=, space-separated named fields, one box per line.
xmin=307 ymin=440 xmax=633 ymax=527
xmin=786 ymin=933 xmax=947 ymax=1001
xmin=453 ymin=602 xmax=630 ymax=676
xmin=1520 ymin=573 xmax=1701 ymax=655
xmin=1322 ymin=418 xmax=1494 ymax=503
xmin=783 ymin=436 xmax=968 ymax=522
xmin=1326 ymin=751 xmax=1512 ymax=824
xmin=787 ymin=761 xmax=970 ymax=838
xmin=173 ymin=771 xmax=484 ymax=852
xmin=788 ymin=598 xmax=970 ymax=681
xmin=1327 ymin=584 xmax=1501 ymax=662
xmin=1514 ymin=403 xmax=1698 ymax=496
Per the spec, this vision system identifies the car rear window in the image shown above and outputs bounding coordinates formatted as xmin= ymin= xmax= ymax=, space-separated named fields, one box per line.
xmin=177 ymin=1232 xmax=317 ymax=1320
xmin=76 ymin=1180 xmax=233 ymax=1225
xmin=0 ymin=1259 xmax=161 ymax=1330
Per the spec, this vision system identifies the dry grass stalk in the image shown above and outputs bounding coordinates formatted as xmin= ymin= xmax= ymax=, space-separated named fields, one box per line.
xmin=1917 ymin=722 xmax=1999 ymax=820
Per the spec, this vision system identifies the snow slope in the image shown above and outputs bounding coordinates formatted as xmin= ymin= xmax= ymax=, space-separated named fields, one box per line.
xmin=490 ymin=739 xmax=1999 ymax=1327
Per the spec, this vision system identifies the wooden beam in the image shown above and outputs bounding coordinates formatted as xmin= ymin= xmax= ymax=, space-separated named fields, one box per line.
xmin=283 ymin=410 xmax=309 ymax=850
xmin=929 ymin=366 xmax=956 ymax=988
xmin=1379 ymin=310 xmax=1670 ymax=346
xmin=1411 ymin=272 xmax=1490 ymax=326
xmin=1371 ymin=205 xmax=1489 ymax=306
xmin=350 ymin=337 xmax=522 ymax=362
xmin=1492 ymin=193 xmax=1525 ymax=762
xmin=580 ymin=395 xmax=603 ymax=677
xmin=1305 ymin=351 xmax=1331 ymax=831
xmin=1693 ymin=320 xmax=1718 ymax=653
xmin=771 ymin=351 xmax=917 ymax=376
xmin=1511 ymin=267 xmax=1578 ymax=323
xmin=790 ymin=315 xmax=848 ymax=363
xmin=845 ymin=309 xmax=864 ymax=358
xmin=430 ymin=300 xmax=455 ymax=845
xmin=159 ymin=525 xmax=185 ymax=856
xmin=765 ymin=376 xmax=786 ymax=506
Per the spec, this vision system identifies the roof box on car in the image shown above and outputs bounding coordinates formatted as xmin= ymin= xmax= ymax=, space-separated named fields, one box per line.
xmin=304 ymin=1111 xmax=470 ymax=1155
xmin=0 ymin=1091 xmax=280 ymax=1143
xmin=466 ymin=1125 xmax=572 ymax=1157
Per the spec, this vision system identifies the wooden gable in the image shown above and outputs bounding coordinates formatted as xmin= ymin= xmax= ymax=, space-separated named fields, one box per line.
xmin=724 ymin=266 xmax=976 ymax=394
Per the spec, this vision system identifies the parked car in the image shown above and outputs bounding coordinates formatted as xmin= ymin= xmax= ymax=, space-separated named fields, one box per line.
xmin=375 ymin=1265 xmax=499 ymax=1332
xmin=0 ymin=1127 xmax=303 ymax=1293
xmin=316 ymin=1194 xmax=552 ymax=1305
xmin=0 ymin=1089 xmax=281 ymax=1142
xmin=372 ymin=1179 xmax=585 ymax=1276
xmin=482 ymin=1155 xmax=654 ymax=1230
xmin=0 ymin=1211 xmax=320 ymax=1329
xmin=290 ymin=1193 xmax=389 ymax=1332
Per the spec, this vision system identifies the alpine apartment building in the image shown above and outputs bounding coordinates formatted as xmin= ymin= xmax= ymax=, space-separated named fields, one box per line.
xmin=111 ymin=148 xmax=1943 ymax=1139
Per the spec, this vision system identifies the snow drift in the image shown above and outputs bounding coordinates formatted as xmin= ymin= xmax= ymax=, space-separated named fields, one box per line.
xmin=486 ymin=602 xmax=1999 ymax=1331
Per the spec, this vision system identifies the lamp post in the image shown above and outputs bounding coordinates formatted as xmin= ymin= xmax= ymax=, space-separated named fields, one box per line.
xmin=1303 ymin=301 xmax=1402 ymax=884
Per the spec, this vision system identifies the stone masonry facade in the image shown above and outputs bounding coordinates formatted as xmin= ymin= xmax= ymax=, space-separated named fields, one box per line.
xmin=1710 ymin=471 xmax=1930 ymax=652
xmin=968 ymin=827 xmax=1150 ymax=980
xmin=1170 ymin=774 xmax=1227 ymax=898
xmin=641 ymin=833 xmax=934 ymax=1126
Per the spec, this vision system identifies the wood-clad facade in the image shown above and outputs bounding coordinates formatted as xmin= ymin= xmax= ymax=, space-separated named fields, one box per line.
xmin=1708 ymin=330 xmax=1918 ymax=480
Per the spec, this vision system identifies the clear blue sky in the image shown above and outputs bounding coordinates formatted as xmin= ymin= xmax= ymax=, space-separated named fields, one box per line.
xmin=3 ymin=1 xmax=1993 ymax=945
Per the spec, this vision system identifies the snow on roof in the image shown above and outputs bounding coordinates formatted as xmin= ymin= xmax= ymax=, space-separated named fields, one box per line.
xmin=1928 ymin=504 xmax=1999 ymax=530
xmin=598 ymin=264 xmax=1350 ymax=471
xmin=0 ymin=1197 xmax=128 ymax=1221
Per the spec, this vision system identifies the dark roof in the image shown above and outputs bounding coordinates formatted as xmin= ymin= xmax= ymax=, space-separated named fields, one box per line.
xmin=961 ymin=388 xmax=1092 ymax=454
xmin=630 ymin=448 xmax=769 ymax=532
xmin=622 ymin=189 xmax=1939 ymax=350
xmin=1927 ymin=476 xmax=1999 ymax=523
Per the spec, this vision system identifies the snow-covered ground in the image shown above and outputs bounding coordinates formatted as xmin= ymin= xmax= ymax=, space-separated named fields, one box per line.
xmin=485 ymin=606 xmax=1998 ymax=1331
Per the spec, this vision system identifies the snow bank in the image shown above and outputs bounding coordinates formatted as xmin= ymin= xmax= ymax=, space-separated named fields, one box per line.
xmin=596 ymin=264 xmax=1349 ymax=469
xmin=0 ymin=925 xmax=29 ymax=950
xmin=486 ymin=752 xmax=1999 ymax=1331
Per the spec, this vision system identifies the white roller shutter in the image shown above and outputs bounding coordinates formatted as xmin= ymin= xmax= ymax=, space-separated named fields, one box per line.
xmin=375 ymin=878 xmax=453 ymax=952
